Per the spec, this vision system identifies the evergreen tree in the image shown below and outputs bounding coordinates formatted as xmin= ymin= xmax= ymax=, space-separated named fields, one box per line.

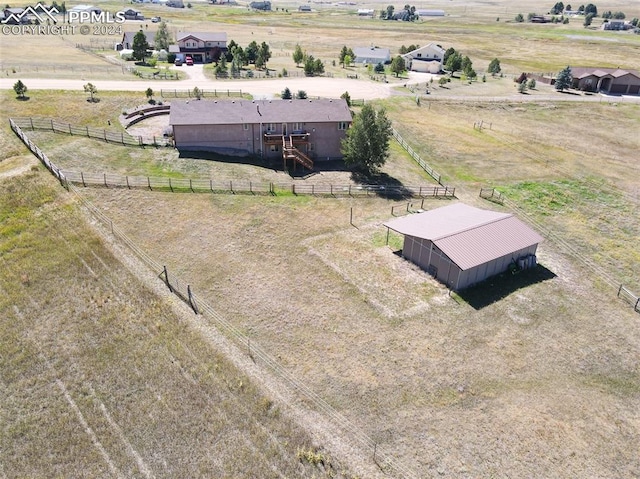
xmin=488 ymin=58 xmax=501 ymax=75
xmin=341 ymin=104 xmax=392 ymax=175
xmin=555 ymin=66 xmax=573 ymax=91
xmin=246 ymin=41 xmax=259 ymax=64
xmin=281 ymin=87 xmax=292 ymax=99
xmin=132 ymin=30 xmax=150 ymax=62
xmin=13 ymin=80 xmax=27 ymax=99
xmin=340 ymin=91 xmax=351 ymax=107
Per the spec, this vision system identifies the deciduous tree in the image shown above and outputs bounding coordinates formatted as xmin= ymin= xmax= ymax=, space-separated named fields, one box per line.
xmin=154 ymin=21 xmax=171 ymax=51
xmin=292 ymin=44 xmax=304 ymax=66
xmin=84 ymin=83 xmax=98 ymax=102
xmin=488 ymin=58 xmax=501 ymax=75
xmin=390 ymin=55 xmax=406 ymax=77
xmin=341 ymin=104 xmax=392 ymax=175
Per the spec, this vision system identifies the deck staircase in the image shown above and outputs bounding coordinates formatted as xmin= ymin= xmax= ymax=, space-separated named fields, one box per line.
xmin=282 ymin=135 xmax=313 ymax=171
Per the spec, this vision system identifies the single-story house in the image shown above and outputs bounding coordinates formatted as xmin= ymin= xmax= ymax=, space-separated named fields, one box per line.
xmin=602 ymin=20 xmax=629 ymax=31
xmin=401 ymin=43 xmax=445 ymax=73
xmin=353 ymin=46 xmax=391 ymax=65
xmin=68 ymin=4 xmax=101 ymax=15
xmin=118 ymin=8 xmax=144 ymax=20
xmin=119 ymin=30 xmax=156 ymax=50
xmin=384 ymin=203 xmax=543 ymax=290
xmin=169 ymin=98 xmax=352 ymax=166
xmin=2 ymin=7 xmax=28 ymax=24
xmin=169 ymin=32 xmax=227 ymax=63
xmin=416 ymin=9 xmax=445 ymax=17
xmin=357 ymin=8 xmax=374 ymax=16
xmin=249 ymin=1 xmax=271 ymax=11
xmin=570 ymin=67 xmax=640 ymax=94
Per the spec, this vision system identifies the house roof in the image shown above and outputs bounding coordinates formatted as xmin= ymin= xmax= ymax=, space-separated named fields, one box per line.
xmin=402 ymin=43 xmax=445 ymax=59
xmin=384 ymin=203 xmax=543 ymax=270
xmin=122 ymin=30 xmax=156 ymax=46
xmin=353 ymin=47 xmax=390 ymax=60
xmin=571 ymin=67 xmax=640 ymax=80
xmin=170 ymin=98 xmax=352 ymax=126
xmin=177 ymin=32 xmax=227 ymax=42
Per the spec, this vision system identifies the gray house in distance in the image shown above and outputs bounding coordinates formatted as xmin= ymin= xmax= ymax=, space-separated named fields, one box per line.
xmin=384 ymin=203 xmax=543 ymax=290
xmin=170 ymin=98 xmax=352 ymax=169
xmin=353 ymin=46 xmax=391 ymax=65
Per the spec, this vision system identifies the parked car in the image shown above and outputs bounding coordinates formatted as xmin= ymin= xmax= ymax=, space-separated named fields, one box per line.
xmin=174 ymin=58 xmax=183 ymax=66
xmin=151 ymin=16 xmax=161 ymax=22
xmin=185 ymin=56 xmax=193 ymax=65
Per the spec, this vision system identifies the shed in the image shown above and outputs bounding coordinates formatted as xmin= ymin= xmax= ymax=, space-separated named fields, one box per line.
xmin=384 ymin=203 xmax=543 ymax=290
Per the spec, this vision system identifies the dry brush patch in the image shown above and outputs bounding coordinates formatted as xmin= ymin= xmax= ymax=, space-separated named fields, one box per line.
xmin=0 ymin=170 xmax=359 ymax=478
xmin=78 ymin=185 xmax=640 ymax=478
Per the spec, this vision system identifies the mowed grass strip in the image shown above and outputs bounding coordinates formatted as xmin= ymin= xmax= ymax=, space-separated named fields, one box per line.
xmin=0 ymin=170 xmax=355 ymax=478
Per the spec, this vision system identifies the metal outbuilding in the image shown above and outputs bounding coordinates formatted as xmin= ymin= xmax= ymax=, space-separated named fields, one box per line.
xmin=384 ymin=203 xmax=543 ymax=290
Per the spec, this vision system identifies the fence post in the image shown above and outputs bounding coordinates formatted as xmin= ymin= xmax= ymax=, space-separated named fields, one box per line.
xmin=190 ymin=179 xmax=193 ymax=192
xmin=126 ymin=176 xmax=130 ymax=189
xmin=86 ymin=126 xmax=89 ymax=136
xmin=230 ymin=180 xmax=233 ymax=194
xmin=103 ymin=173 xmax=108 ymax=188
xmin=30 ymin=118 xmax=34 ymax=130
xmin=169 ymin=178 xmax=173 ymax=192
xmin=187 ymin=285 xmax=198 ymax=314
xmin=148 ymin=176 xmax=152 ymax=190
xmin=163 ymin=265 xmax=173 ymax=292
xmin=210 ymin=179 xmax=213 ymax=192
xmin=617 ymin=284 xmax=623 ymax=297
xmin=81 ymin=171 xmax=86 ymax=187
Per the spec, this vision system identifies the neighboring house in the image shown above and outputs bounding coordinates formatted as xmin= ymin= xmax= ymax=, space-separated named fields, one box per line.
xmin=571 ymin=67 xmax=640 ymax=94
xmin=401 ymin=43 xmax=445 ymax=73
xmin=169 ymin=98 xmax=352 ymax=168
xmin=416 ymin=9 xmax=445 ymax=17
xmin=119 ymin=9 xmax=144 ymax=20
xmin=357 ymin=8 xmax=374 ymax=16
xmin=384 ymin=203 xmax=544 ymax=291
xmin=166 ymin=0 xmax=185 ymax=8
xmin=249 ymin=1 xmax=271 ymax=11
xmin=169 ymin=32 xmax=227 ymax=63
xmin=602 ymin=20 xmax=628 ymax=31
xmin=119 ymin=30 xmax=156 ymax=50
xmin=353 ymin=46 xmax=391 ymax=65
xmin=68 ymin=4 xmax=102 ymax=15
xmin=2 ymin=7 xmax=27 ymax=24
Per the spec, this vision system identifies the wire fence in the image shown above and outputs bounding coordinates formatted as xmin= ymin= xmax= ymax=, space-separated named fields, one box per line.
xmin=10 ymin=117 xmax=171 ymax=147
xmin=160 ymin=88 xmax=244 ymax=98
xmin=391 ymin=128 xmax=445 ymax=186
xmin=9 ymin=116 xmax=421 ymax=478
xmin=479 ymin=187 xmax=640 ymax=314
xmin=60 ymin=171 xmax=454 ymax=198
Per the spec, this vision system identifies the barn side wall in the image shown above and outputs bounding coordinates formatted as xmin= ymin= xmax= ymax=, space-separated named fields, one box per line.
xmin=456 ymin=244 xmax=539 ymax=290
xmin=403 ymin=235 xmax=540 ymax=290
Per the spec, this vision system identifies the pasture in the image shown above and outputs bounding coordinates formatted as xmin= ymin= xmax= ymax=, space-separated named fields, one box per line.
xmin=1 ymin=0 xmax=640 ymax=477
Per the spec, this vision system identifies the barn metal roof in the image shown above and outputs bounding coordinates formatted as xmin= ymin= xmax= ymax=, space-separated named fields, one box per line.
xmin=170 ymin=98 xmax=352 ymax=126
xmin=384 ymin=203 xmax=544 ymax=270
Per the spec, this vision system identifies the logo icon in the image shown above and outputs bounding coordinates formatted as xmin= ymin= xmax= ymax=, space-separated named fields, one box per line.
xmin=2 ymin=3 xmax=59 ymax=24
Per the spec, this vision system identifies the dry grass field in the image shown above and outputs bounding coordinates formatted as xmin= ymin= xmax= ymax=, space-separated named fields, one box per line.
xmin=1 ymin=0 xmax=640 ymax=477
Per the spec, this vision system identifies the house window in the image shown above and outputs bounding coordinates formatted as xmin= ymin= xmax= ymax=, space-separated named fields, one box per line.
xmin=338 ymin=122 xmax=348 ymax=130
xmin=270 ymin=144 xmax=279 ymax=152
xmin=417 ymin=53 xmax=422 ymax=58
xmin=266 ymin=123 xmax=276 ymax=132
xmin=243 ymin=123 xmax=249 ymax=130
xmin=294 ymin=122 xmax=303 ymax=131
xmin=309 ymin=143 xmax=314 ymax=151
